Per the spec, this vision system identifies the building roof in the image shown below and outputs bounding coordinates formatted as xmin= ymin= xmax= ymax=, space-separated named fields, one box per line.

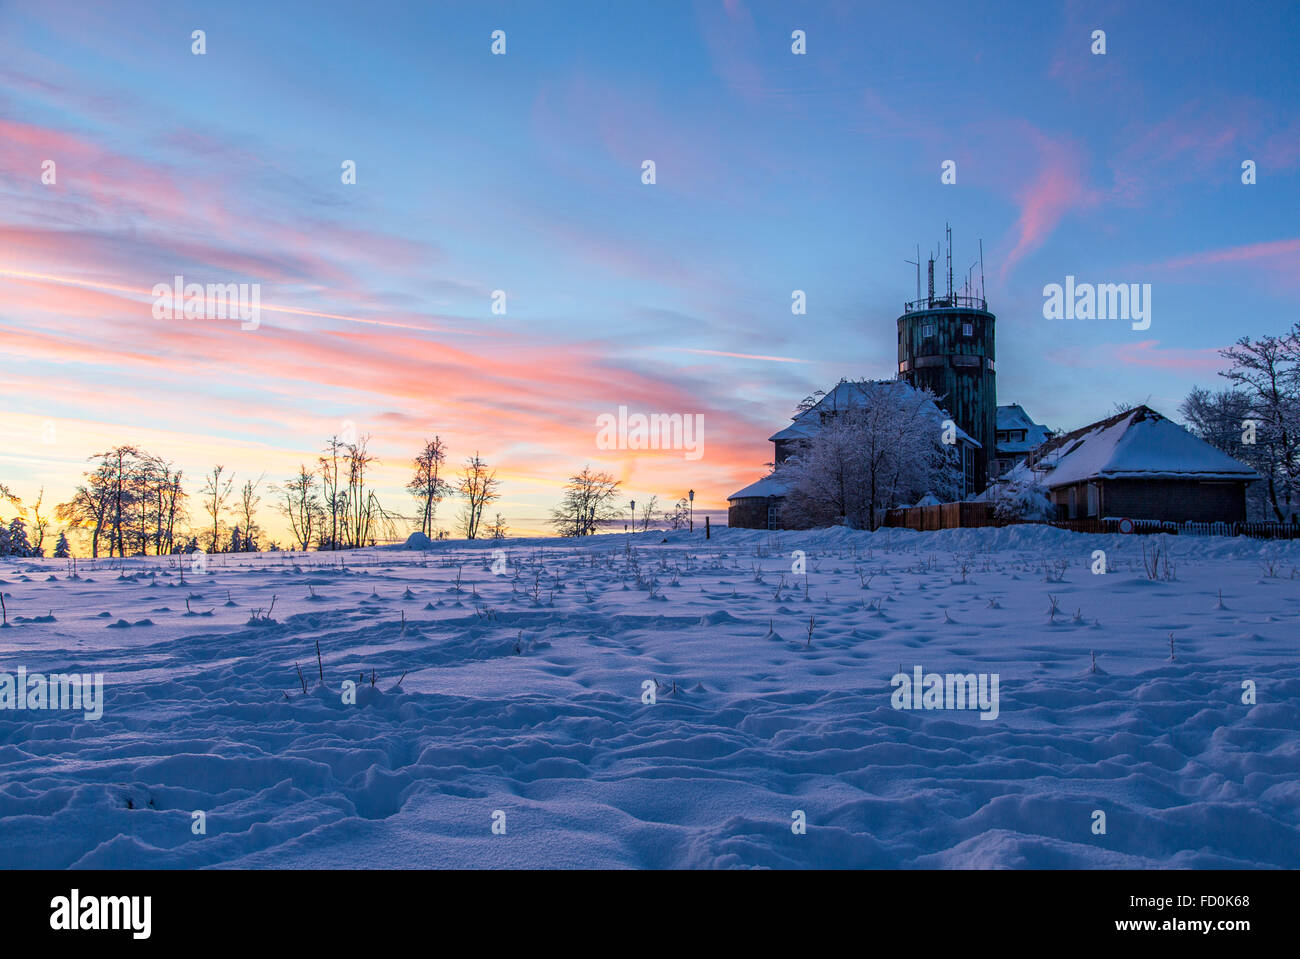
xmin=727 ymin=473 xmax=790 ymax=501
xmin=1024 ymin=406 xmax=1260 ymax=487
xmin=995 ymin=403 xmax=1051 ymax=454
xmin=768 ymin=378 xmax=980 ymax=448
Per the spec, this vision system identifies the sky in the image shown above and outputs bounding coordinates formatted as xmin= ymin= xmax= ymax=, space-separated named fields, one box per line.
xmin=2 ymin=0 xmax=1299 ymax=541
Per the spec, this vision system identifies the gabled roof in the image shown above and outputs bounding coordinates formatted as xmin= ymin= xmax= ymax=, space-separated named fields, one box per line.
xmin=727 ymin=473 xmax=790 ymax=501
xmin=996 ymin=403 xmax=1051 ymax=454
xmin=1026 ymin=406 xmax=1259 ymax=487
xmin=768 ymin=378 xmax=979 ymax=448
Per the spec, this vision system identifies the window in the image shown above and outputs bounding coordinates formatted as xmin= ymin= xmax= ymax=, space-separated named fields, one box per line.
xmin=898 ymin=360 xmax=911 ymax=373
xmin=961 ymin=322 xmax=974 ymax=337
xmin=922 ymin=324 xmax=935 ymax=338
xmin=766 ymin=502 xmax=780 ymax=530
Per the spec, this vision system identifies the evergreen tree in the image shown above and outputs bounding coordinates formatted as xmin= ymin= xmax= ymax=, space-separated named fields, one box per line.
xmin=53 ymin=532 xmax=71 ymax=558
xmin=5 ymin=517 xmax=32 ymax=557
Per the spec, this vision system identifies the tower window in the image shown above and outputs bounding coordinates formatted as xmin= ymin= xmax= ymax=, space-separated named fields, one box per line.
xmin=962 ymin=322 xmax=974 ymax=337
xmin=922 ymin=324 xmax=935 ymax=338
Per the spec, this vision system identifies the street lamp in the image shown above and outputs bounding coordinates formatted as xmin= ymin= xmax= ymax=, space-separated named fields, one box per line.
xmin=630 ymin=500 xmax=636 ymax=535
xmin=688 ymin=489 xmax=694 ymax=532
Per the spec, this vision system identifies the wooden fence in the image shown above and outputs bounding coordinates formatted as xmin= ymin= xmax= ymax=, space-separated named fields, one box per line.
xmin=880 ymin=506 xmax=1300 ymax=540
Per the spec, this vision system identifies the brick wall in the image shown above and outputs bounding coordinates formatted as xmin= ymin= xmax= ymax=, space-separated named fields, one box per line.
xmin=728 ymin=497 xmax=773 ymax=529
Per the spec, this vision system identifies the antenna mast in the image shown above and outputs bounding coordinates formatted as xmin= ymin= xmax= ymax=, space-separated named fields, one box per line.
xmin=979 ymin=238 xmax=986 ymax=304
xmin=945 ymin=223 xmax=953 ymax=301
xmin=904 ymin=244 xmax=921 ymax=303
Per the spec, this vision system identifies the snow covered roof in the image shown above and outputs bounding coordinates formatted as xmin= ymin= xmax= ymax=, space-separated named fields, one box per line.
xmin=1027 ymin=406 xmax=1260 ymax=487
xmin=727 ymin=474 xmax=790 ymax=501
xmin=996 ymin=404 xmax=1051 ymax=454
xmin=769 ymin=378 xmax=980 ymax=448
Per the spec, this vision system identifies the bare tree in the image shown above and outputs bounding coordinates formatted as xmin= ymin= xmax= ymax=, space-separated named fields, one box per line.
xmin=237 ymin=474 xmax=264 ymax=551
xmin=343 ymin=435 xmax=379 ymax=548
xmin=0 ymin=484 xmax=20 ymax=511
xmin=200 ymin=465 xmax=235 ymax=552
xmin=318 ymin=436 xmax=346 ymax=549
xmin=663 ymin=497 xmax=690 ymax=530
xmin=29 ymin=488 xmax=48 ymax=553
xmin=486 ymin=513 xmax=509 ymax=539
xmin=550 ymin=466 xmax=620 ymax=536
xmin=638 ymin=495 xmax=659 ymax=531
xmin=457 ymin=453 xmax=500 ymax=539
xmin=408 ymin=436 xmax=451 ymax=537
xmin=274 ymin=466 xmax=323 ymax=550
xmin=56 ymin=455 xmax=112 ymax=557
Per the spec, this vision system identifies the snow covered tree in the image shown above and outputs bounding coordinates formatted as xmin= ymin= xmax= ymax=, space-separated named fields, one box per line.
xmin=53 ymin=532 xmax=71 ymax=558
xmin=777 ymin=382 xmax=961 ymax=530
xmin=980 ymin=475 xmax=1055 ymax=523
xmin=1215 ymin=330 xmax=1300 ymax=521
xmin=1180 ymin=386 xmax=1272 ymax=520
xmin=5 ymin=516 xmax=33 ymax=557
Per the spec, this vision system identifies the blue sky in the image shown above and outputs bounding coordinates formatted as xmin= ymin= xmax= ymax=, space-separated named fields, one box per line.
xmin=2 ymin=0 xmax=1298 ymax=534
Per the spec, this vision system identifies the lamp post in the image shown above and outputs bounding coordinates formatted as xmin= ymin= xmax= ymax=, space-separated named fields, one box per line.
xmin=629 ymin=500 xmax=636 ymax=536
xmin=688 ymin=489 xmax=694 ymax=532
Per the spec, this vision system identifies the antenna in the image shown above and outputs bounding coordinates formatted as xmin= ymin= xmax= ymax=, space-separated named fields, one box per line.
xmin=945 ymin=223 xmax=953 ymax=301
xmin=979 ymin=238 xmax=986 ymax=304
xmin=904 ymin=244 xmax=921 ymax=302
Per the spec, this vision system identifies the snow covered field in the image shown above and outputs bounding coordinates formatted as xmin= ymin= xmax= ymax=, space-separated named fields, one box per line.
xmin=1 ymin=526 xmax=1297 ymax=869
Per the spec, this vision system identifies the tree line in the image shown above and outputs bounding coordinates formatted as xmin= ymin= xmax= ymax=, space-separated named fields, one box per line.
xmin=0 ymin=435 xmax=512 ymax=558
xmin=2 ymin=433 xmax=709 ymax=558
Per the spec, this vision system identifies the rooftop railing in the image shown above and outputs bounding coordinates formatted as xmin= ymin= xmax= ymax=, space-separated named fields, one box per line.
xmin=904 ymin=294 xmax=988 ymax=313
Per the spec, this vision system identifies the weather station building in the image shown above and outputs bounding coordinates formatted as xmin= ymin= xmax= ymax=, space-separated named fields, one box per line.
xmin=728 ymin=228 xmax=1002 ymax=529
xmin=896 ymin=228 xmax=996 ymax=494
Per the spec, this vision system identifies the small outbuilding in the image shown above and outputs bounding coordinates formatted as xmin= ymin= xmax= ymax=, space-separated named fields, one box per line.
xmin=1022 ymin=406 xmax=1259 ymax=523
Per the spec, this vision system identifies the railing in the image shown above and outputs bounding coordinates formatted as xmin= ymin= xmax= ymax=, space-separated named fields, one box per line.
xmin=880 ymin=505 xmax=1300 ymax=539
xmin=904 ymin=294 xmax=988 ymax=313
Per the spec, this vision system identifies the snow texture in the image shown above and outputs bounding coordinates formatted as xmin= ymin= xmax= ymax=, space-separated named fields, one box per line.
xmin=1 ymin=525 xmax=1296 ymax=869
